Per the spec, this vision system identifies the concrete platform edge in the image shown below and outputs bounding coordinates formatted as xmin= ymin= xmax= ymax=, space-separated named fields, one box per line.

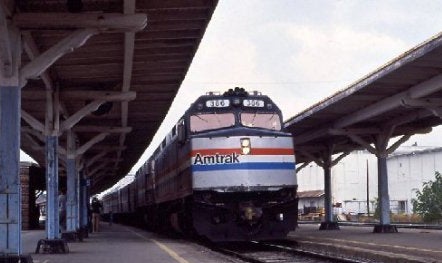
xmin=295 ymin=239 xmax=437 ymax=263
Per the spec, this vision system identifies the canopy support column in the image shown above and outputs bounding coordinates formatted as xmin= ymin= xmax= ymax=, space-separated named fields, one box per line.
xmin=63 ymin=129 xmax=81 ymax=241
xmin=299 ymin=146 xmax=349 ymax=231
xmin=35 ymin=89 xmax=69 ymax=254
xmin=0 ymin=12 xmax=33 ymax=262
xmin=334 ymin=127 xmax=412 ymax=233
xmin=79 ymin=172 xmax=89 ymax=238
xmin=372 ymin=128 xmax=402 ymax=233
xmin=320 ymin=148 xmax=338 ymax=230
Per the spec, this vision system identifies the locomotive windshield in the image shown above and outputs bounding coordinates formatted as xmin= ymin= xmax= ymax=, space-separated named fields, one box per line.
xmin=189 ymin=88 xmax=284 ymax=133
xmin=190 ymin=110 xmax=282 ymax=133
xmin=190 ymin=113 xmax=235 ymax=133
xmin=241 ymin=112 xmax=281 ymax=130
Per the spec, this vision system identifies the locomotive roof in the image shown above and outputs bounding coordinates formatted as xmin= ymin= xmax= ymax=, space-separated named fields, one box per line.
xmin=188 ymin=88 xmax=282 ymax=114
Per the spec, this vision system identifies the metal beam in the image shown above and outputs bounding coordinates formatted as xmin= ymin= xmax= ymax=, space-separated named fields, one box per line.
xmin=329 ymin=127 xmax=381 ymax=135
xmin=73 ymin=126 xmax=132 ymax=133
xmin=60 ymin=91 xmax=136 ymax=132
xmin=295 ymin=162 xmax=309 ymax=173
xmin=88 ymin=161 xmax=111 ymax=178
xmin=291 ymin=74 xmax=442 ymax=145
xmin=20 ymin=28 xmax=97 ymax=87
xmin=347 ymin=134 xmax=376 ymax=155
xmin=331 ymin=151 xmax=350 ymax=166
xmin=86 ymin=150 xmax=111 ymax=169
xmin=14 ymin=13 xmax=147 ymax=32
xmin=297 ymin=150 xmax=323 ymax=167
xmin=90 ymin=145 xmax=127 ymax=151
xmin=22 ymin=127 xmax=45 ymax=142
xmin=386 ymin=134 xmax=412 ymax=155
xmin=334 ymin=75 xmax=442 ymax=129
xmin=76 ymin=133 xmax=110 ymax=156
xmin=60 ymin=100 xmax=104 ymax=132
xmin=22 ymin=132 xmax=44 ymax=151
xmin=22 ymin=31 xmax=53 ymax=90
xmin=0 ymin=4 xmax=12 ymax=77
xmin=21 ymin=109 xmax=45 ymax=133
xmin=117 ymin=0 xmax=136 ymax=169
xmin=59 ymin=90 xmax=133 ymax=100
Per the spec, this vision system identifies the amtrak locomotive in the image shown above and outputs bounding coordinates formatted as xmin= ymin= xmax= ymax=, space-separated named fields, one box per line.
xmin=102 ymin=87 xmax=298 ymax=241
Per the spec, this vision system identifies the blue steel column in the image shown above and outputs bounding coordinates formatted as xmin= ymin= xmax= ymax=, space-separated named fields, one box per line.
xmin=0 ymin=86 xmax=21 ymax=255
xmin=76 ymin=168 xmax=80 ymax=231
xmin=373 ymin=150 xmax=397 ymax=232
xmin=323 ymin=159 xmax=333 ymax=222
xmin=373 ymin=131 xmax=397 ymax=233
xmin=66 ymin=158 xmax=77 ymax=233
xmin=319 ymin=149 xmax=339 ymax=230
xmin=79 ymin=173 xmax=89 ymax=237
xmin=377 ymin=153 xmax=390 ymax=225
xmin=45 ymin=136 xmax=60 ymax=239
xmin=66 ymin=130 xmax=78 ymax=235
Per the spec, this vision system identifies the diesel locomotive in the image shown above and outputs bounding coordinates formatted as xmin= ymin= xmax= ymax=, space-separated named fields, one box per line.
xmin=101 ymin=87 xmax=298 ymax=241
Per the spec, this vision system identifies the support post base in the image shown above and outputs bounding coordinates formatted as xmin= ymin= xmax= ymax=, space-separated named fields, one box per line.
xmin=373 ymin=224 xmax=398 ymax=233
xmin=319 ymin=221 xmax=340 ymax=230
xmin=0 ymin=254 xmax=33 ymax=263
xmin=35 ymin=239 xmax=69 ymax=254
xmin=80 ymin=226 xmax=89 ymax=238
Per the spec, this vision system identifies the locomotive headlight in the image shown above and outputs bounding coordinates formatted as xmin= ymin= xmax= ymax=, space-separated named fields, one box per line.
xmin=232 ymin=98 xmax=241 ymax=106
xmin=241 ymin=138 xmax=251 ymax=155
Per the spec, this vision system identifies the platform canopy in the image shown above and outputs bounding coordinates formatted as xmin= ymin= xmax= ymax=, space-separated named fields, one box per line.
xmin=285 ymin=32 xmax=442 ymax=164
xmin=6 ymin=0 xmax=218 ymax=193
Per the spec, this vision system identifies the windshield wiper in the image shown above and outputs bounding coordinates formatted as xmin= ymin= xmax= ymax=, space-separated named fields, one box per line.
xmin=195 ymin=114 xmax=208 ymax=123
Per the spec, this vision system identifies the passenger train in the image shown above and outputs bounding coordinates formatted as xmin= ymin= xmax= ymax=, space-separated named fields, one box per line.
xmin=101 ymin=87 xmax=298 ymax=241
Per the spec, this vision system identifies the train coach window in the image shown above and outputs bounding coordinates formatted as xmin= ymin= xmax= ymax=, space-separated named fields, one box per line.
xmin=241 ymin=112 xmax=281 ymax=130
xmin=190 ymin=113 xmax=235 ymax=133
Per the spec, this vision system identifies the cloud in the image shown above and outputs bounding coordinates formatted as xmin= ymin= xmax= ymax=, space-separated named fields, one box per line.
xmin=126 ymin=1 xmax=442 ymax=174
xmin=186 ymin=36 xmax=260 ymax=86
xmin=287 ymin=25 xmax=407 ymax=86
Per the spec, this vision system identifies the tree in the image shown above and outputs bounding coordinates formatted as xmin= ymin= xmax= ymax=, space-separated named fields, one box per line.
xmin=412 ymin=171 xmax=442 ymax=223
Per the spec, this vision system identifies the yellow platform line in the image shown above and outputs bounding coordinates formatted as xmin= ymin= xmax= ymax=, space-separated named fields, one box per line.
xmin=151 ymin=239 xmax=190 ymax=263
xmin=127 ymin=227 xmax=190 ymax=263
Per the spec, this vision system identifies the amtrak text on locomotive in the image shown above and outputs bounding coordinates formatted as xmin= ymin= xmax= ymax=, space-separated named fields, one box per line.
xmin=193 ymin=153 xmax=240 ymax=165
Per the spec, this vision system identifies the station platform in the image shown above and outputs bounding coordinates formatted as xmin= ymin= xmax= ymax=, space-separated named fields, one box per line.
xmin=289 ymin=223 xmax=442 ymax=263
xmin=20 ymin=222 xmax=441 ymax=263
xmin=22 ymin=223 xmax=234 ymax=263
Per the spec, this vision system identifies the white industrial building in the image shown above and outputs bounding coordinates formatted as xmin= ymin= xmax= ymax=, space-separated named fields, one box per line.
xmin=297 ymin=146 xmax=442 ymax=215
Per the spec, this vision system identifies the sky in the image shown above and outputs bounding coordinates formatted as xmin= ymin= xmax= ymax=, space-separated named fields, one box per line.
xmin=20 ymin=1 xmax=442 ymax=176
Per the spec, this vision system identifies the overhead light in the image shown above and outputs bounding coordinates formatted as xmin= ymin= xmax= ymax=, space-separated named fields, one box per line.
xmin=232 ymin=98 xmax=241 ymax=106
xmin=86 ymin=100 xmax=113 ymax=116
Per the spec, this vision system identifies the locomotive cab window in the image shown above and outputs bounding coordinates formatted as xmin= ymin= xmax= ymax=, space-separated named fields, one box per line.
xmin=240 ymin=112 xmax=282 ymax=130
xmin=190 ymin=113 xmax=235 ymax=133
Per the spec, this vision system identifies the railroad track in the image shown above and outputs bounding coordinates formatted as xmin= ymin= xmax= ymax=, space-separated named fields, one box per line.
xmin=211 ymin=240 xmax=363 ymax=263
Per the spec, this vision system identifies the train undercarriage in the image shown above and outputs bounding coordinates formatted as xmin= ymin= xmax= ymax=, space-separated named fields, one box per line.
xmin=190 ymin=187 xmax=298 ymax=242
xmin=104 ymin=189 xmax=298 ymax=242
